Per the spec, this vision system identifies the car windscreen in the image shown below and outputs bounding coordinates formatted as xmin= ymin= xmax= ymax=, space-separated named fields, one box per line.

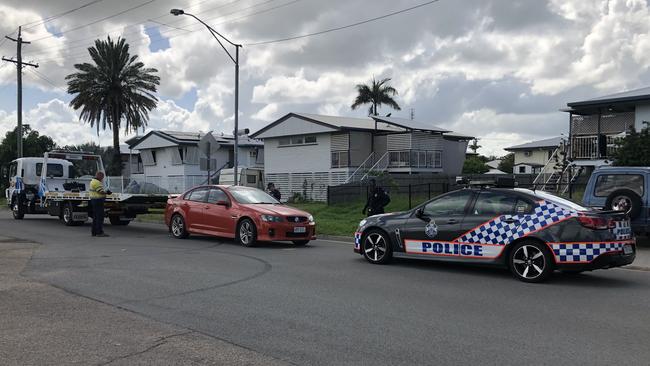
xmin=523 ymin=189 xmax=588 ymax=211
xmin=228 ymin=187 xmax=278 ymax=204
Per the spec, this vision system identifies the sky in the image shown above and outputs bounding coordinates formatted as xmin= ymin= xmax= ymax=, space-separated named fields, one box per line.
xmin=1 ymin=0 xmax=650 ymax=156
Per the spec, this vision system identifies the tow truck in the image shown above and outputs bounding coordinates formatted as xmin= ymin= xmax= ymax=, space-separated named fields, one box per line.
xmin=5 ymin=150 xmax=168 ymax=226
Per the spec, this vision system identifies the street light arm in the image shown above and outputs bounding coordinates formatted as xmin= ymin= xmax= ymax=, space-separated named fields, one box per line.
xmin=183 ymin=12 xmax=241 ymax=61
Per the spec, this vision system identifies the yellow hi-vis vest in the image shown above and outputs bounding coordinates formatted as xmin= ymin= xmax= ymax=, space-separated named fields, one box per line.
xmin=89 ymin=178 xmax=106 ymax=199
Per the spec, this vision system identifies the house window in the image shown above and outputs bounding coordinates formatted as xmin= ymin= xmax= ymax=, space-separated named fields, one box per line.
xmin=548 ymin=150 xmax=553 ymax=160
xmin=278 ymin=135 xmax=317 ymax=147
xmin=249 ymin=150 xmax=257 ymax=158
xmin=331 ymin=151 xmax=349 ymax=168
xmin=434 ymin=151 xmax=442 ymax=168
xmin=524 ymin=151 xmax=532 ymax=157
xmin=518 ymin=166 xmax=526 ymax=174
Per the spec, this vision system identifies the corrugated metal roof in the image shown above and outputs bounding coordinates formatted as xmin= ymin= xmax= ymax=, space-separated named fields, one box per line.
xmin=567 ymin=86 xmax=650 ymax=107
xmin=294 ymin=113 xmax=404 ymax=132
xmin=371 ymin=116 xmax=451 ymax=132
xmin=505 ymin=136 xmax=562 ymax=151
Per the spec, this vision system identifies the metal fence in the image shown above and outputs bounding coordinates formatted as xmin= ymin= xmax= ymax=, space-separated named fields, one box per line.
xmin=327 ymin=177 xmax=587 ymax=209
xmin=106 ymin=174 xmax=210 ymax=195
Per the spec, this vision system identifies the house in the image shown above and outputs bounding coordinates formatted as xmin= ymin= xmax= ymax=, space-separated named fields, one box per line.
xmin=505 ymin=137 xmax=562 ymax=175
xmin=486 ymin=159 xmax=501 ymax=170
xmin=128 ymin=130 xmax=263 ymax=193
xmin=250 ymin=113 xmax=472 ymax=201
xmin=563 ymin=86 xmax=650 ymax=166
xmin=119 ymin=144 xmax=143 ymax=178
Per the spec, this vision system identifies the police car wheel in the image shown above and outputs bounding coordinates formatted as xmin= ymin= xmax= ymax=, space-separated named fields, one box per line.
xmin=170 ymin=214 xmax=189 ymax=239
xmin=508 ymin=241 xmax=553 ymax=283
xmin=237 ymin=219 xmax=257 ymax=247
xmin=12 ymin=199 xmax=24 ymax=220
xmin=362 ymin=230 xmax=392 ymax=264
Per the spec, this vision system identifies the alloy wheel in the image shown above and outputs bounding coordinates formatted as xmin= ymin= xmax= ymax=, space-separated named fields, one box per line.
xmin=611 ymin=195 xmax=632 ymax=214
xmin=239 ymin=221 xmax=254 ymax=245
xmin=171 ymin=216 xmax=184 ymax=237
xmin=512 ymin=245 xmax=546 ymax=280
xmin=364 ymin=233 xmax=387 ymax=262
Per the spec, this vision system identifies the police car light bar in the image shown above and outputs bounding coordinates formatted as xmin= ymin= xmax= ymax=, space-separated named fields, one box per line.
xmin=465 ymin=177 xmax=517 ymax=189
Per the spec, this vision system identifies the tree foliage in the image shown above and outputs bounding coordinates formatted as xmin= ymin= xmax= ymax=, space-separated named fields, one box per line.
xmin=463 ymin=155 xmax=489 ymax=174
xmin=351 ymin=77 xmax=401 ymax=116
xmin=612 ymin=123 xmax=650 ymax=166
xmin=468 ymin=138 xmax=482 ymax=154
xmin=498 ymin=153 xmax=515 ymax=174
xmin=66 ymin=36 xmax=159 ymax=175
xmin=0 ymin=127 xmax=57 ymax=189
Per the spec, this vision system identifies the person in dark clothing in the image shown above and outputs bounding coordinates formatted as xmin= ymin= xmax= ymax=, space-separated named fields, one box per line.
xmin=267 ymin=183 xmax=282 ymax=201
xmin=362 ymin=179 xmax=390 ymax=217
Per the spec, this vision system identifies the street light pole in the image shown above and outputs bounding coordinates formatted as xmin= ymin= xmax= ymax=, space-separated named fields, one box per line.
xmin=170 ymin=9 xmax=243 ymax=185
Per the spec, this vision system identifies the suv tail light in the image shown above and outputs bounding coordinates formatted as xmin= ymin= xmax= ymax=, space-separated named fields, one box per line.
xmin=577 ymin=216 xmax=612 ymax=230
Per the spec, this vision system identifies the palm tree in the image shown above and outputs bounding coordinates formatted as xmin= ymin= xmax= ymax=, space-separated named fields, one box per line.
xmin=351 ymin=77 xmax=401 ymax=116
xmin=66 ymin=36 xmax=160 ymax=175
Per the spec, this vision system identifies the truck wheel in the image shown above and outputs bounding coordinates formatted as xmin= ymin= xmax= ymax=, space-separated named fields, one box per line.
xmin=62 ymin=202 xmax=82 ymax=226
xmin=606 ymin=189 xmax=642 ymax=219
xmin=12 ymin=198 xmax=25 ymax=220
xmin=109 ymin=216 xmax=130 ymax=226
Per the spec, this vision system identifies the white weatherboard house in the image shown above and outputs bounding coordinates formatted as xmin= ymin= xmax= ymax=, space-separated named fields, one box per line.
xmin=128 ymin=130 xmax=263 ymax=193
xmin=505 ymin=137 xmax=562 ymax=175
xmin=250 ymin=113 xmax=472 ymax=201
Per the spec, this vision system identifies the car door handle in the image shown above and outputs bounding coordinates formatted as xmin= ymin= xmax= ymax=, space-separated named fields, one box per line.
xmin=447 ymin=219 xmax=458 ymax=224
xmin=503 ymin=218 xmax=519 ymax=224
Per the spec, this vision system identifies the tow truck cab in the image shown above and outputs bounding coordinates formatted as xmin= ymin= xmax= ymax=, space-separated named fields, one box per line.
xmin=5 ymin=157 xmax=74 ymax=214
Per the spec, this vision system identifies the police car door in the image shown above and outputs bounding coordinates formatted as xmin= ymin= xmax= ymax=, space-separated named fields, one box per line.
xmin=400 ymin=190 xmax=474 ymax=254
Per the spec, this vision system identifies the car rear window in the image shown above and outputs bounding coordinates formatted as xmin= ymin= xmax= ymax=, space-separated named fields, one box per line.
xmin=531 ymin=190 xmax=588 ymax=211
xmin=595 ymin=174 xmax=644 ymax=197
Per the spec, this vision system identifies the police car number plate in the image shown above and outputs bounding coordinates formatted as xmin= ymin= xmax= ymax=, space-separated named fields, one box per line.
xmin=623 ymin=244 xmax=633 ymax=255
xmin=294 ymin=227 xmax=306 ymax=233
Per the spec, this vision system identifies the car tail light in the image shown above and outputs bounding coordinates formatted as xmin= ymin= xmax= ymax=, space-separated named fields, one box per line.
xmin=577 ymin=216 xmax=611 ymax=230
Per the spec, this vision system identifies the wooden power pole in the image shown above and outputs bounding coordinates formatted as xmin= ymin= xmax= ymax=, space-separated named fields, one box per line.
xmin=2 ymin=26 xmax=38 ymax=158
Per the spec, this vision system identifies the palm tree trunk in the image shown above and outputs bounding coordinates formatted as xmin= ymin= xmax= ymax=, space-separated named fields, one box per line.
xmin=111 ymin=107 xmax=122 ymax=176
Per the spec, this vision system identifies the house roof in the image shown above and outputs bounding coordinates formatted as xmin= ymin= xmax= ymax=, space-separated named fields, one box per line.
xmin=130 ymin=130 xmax=263 ymax=150
xmin=515 ymin=162 xmax=544 ymax=167
xmin=250 ymin=112 xmax=463 ymax=139
xmin=505 ymin=136 xmax=562 ymax=151
xmin=564 ymin=86 xmax=650 ymax=114
xmin=443 ymin=132 xmax=475 ymax=140
xmin=371 ymin=116 xmax=451 ymax=133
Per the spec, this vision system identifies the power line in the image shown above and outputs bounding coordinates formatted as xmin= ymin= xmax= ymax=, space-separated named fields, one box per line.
xmin=28 ymin=68 xmax=68 ymax=93
xmin=30 ymin=0 xmax=158 ymax=42
xmin=245 ymin=0 xmax=442 ymax=46
xmin=22 ymin=0 xmax=108 ymax=30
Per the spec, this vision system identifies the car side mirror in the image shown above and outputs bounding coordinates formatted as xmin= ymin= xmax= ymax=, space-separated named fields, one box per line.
xmin=415 ymin=208 xmax=430 ymax=222
xmin=216 ymin=200 xmax=230 ymax=207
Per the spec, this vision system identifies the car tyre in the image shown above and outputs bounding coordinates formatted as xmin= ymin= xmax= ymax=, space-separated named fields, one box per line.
xmin=508 ymin=240 xmax=553 ymax=283
xmin=170 ymin=214 xmax=189 ymax=239
xmin=362 ymin=229 xmax=393 ymax=264
xmin=605 ymin=189 xmax=642 ymax=219
xmin=293 ymin=240 xmax=310 ymax=246
xmin=237 ymin=218 xmax=257 ymax=247
xmin=12 ymin=197 xmax=25 ymax=220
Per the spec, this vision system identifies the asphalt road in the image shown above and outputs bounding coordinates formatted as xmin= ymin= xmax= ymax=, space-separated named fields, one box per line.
xmin=2 ymin=211 xmax=650 ymax=366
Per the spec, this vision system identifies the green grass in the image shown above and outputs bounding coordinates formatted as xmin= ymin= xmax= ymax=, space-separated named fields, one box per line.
xmin=135 ymin=208 xmax=165 ymax=224
xmin=0 ymin=197 xmax=6 ymax=209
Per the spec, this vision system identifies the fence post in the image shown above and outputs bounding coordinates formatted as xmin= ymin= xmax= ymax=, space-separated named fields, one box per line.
xmin=327 ymin=186 xmax=330 ymax=205
xmin=428 ymin=183 xmax=431 ymax=199
xmin=408 ymin=184 xmax=412 ymax=209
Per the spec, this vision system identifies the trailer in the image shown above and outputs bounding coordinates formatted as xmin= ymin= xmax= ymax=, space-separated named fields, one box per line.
xmin=5 ymin=151 xmax=168 ymax=226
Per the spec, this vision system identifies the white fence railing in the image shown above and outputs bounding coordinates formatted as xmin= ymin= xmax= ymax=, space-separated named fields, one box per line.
xmin=106 ymin=174 xmax=210 ymax=195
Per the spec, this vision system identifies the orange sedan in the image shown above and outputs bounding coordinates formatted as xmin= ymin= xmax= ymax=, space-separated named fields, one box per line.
xmin=164 ymin=185 xmax=316 ymax=246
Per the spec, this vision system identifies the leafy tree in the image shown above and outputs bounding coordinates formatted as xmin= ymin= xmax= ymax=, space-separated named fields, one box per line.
xmin=498 ymin=153 xmax=515 ymax=174
xmin=612 ymin=123 xmax=650 ymax=166
xmin=351 ymin=77 xmax=401 ymax=116
xmin=463 ymin=155 xmax=489 ymax=174
xmin=62 ymin=142 xmax=116 ymax=176
xmin=0 ymin=126 xmax=57 ymax=189
xmin=66 ymin=36 xmax=160 ymax=175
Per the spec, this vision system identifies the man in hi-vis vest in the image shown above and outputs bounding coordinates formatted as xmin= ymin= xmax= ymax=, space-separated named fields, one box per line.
xmin=89 ymin=171 xmax=112 ymax=237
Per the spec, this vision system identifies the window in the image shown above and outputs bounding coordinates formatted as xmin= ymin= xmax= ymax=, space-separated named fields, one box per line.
xmin=35 ymin=163 xmax=64 ymax=177
xmin=331 ymin=151 xmax=349 ymax=168
xmin=249 ymin=150 xmax=257 ymax=158
xmin=278 ymin=135 xmax=317 ymax=147
xmin=207 ymin=188 xmax=228 ymax=204
xmin=524 ymin=151 xmax=532 ymax=157
xmin=423 ymin=191 xmax=473 ymax=217
xmin=595 ymin=174 xmax=644 ymax=197
xmin=548 ymin=150 xmax=553 ymax=160
xmin=472 ymin=191 xmax=520 ymax=216
xmin=434 ymin=151 xmax=442 ymax=168
xmin=9 ymin=162 xmax=17 ymax=177
xmin=141 ymin=150 xmax=156 ymax=166
xmin=246 ymin=174 xmax=257 ymax=184
xmin=518 ymin=166 xmax=526 ymax=174
xmin=186 ymin=188 xmax=208 ymax=202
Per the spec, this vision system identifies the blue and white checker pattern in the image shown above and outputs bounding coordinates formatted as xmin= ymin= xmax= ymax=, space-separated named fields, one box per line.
xmin=354 ymin=232 xmax=362 ymax=250
xmin=550 ymin=242 xmax=625 ymax=263
xmin=457 ymin=201 xmax=578 ymax=245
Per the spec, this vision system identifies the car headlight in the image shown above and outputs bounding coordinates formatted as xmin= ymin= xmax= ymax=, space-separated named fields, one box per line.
xmin=308 ymin=215 xmax=314 ymax=223
xmin=359 ymin=219 xmax=367 ymax=227
xmin=261 ymin=214 xmax=283 ymax=222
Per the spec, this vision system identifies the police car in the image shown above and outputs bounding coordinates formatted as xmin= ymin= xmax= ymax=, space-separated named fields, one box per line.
xmin=354 ymin=180 xmax=636 ymax=282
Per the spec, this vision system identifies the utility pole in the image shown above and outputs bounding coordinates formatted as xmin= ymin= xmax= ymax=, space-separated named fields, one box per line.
xmin=2 ymin=26 xmax=39 ymax=158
